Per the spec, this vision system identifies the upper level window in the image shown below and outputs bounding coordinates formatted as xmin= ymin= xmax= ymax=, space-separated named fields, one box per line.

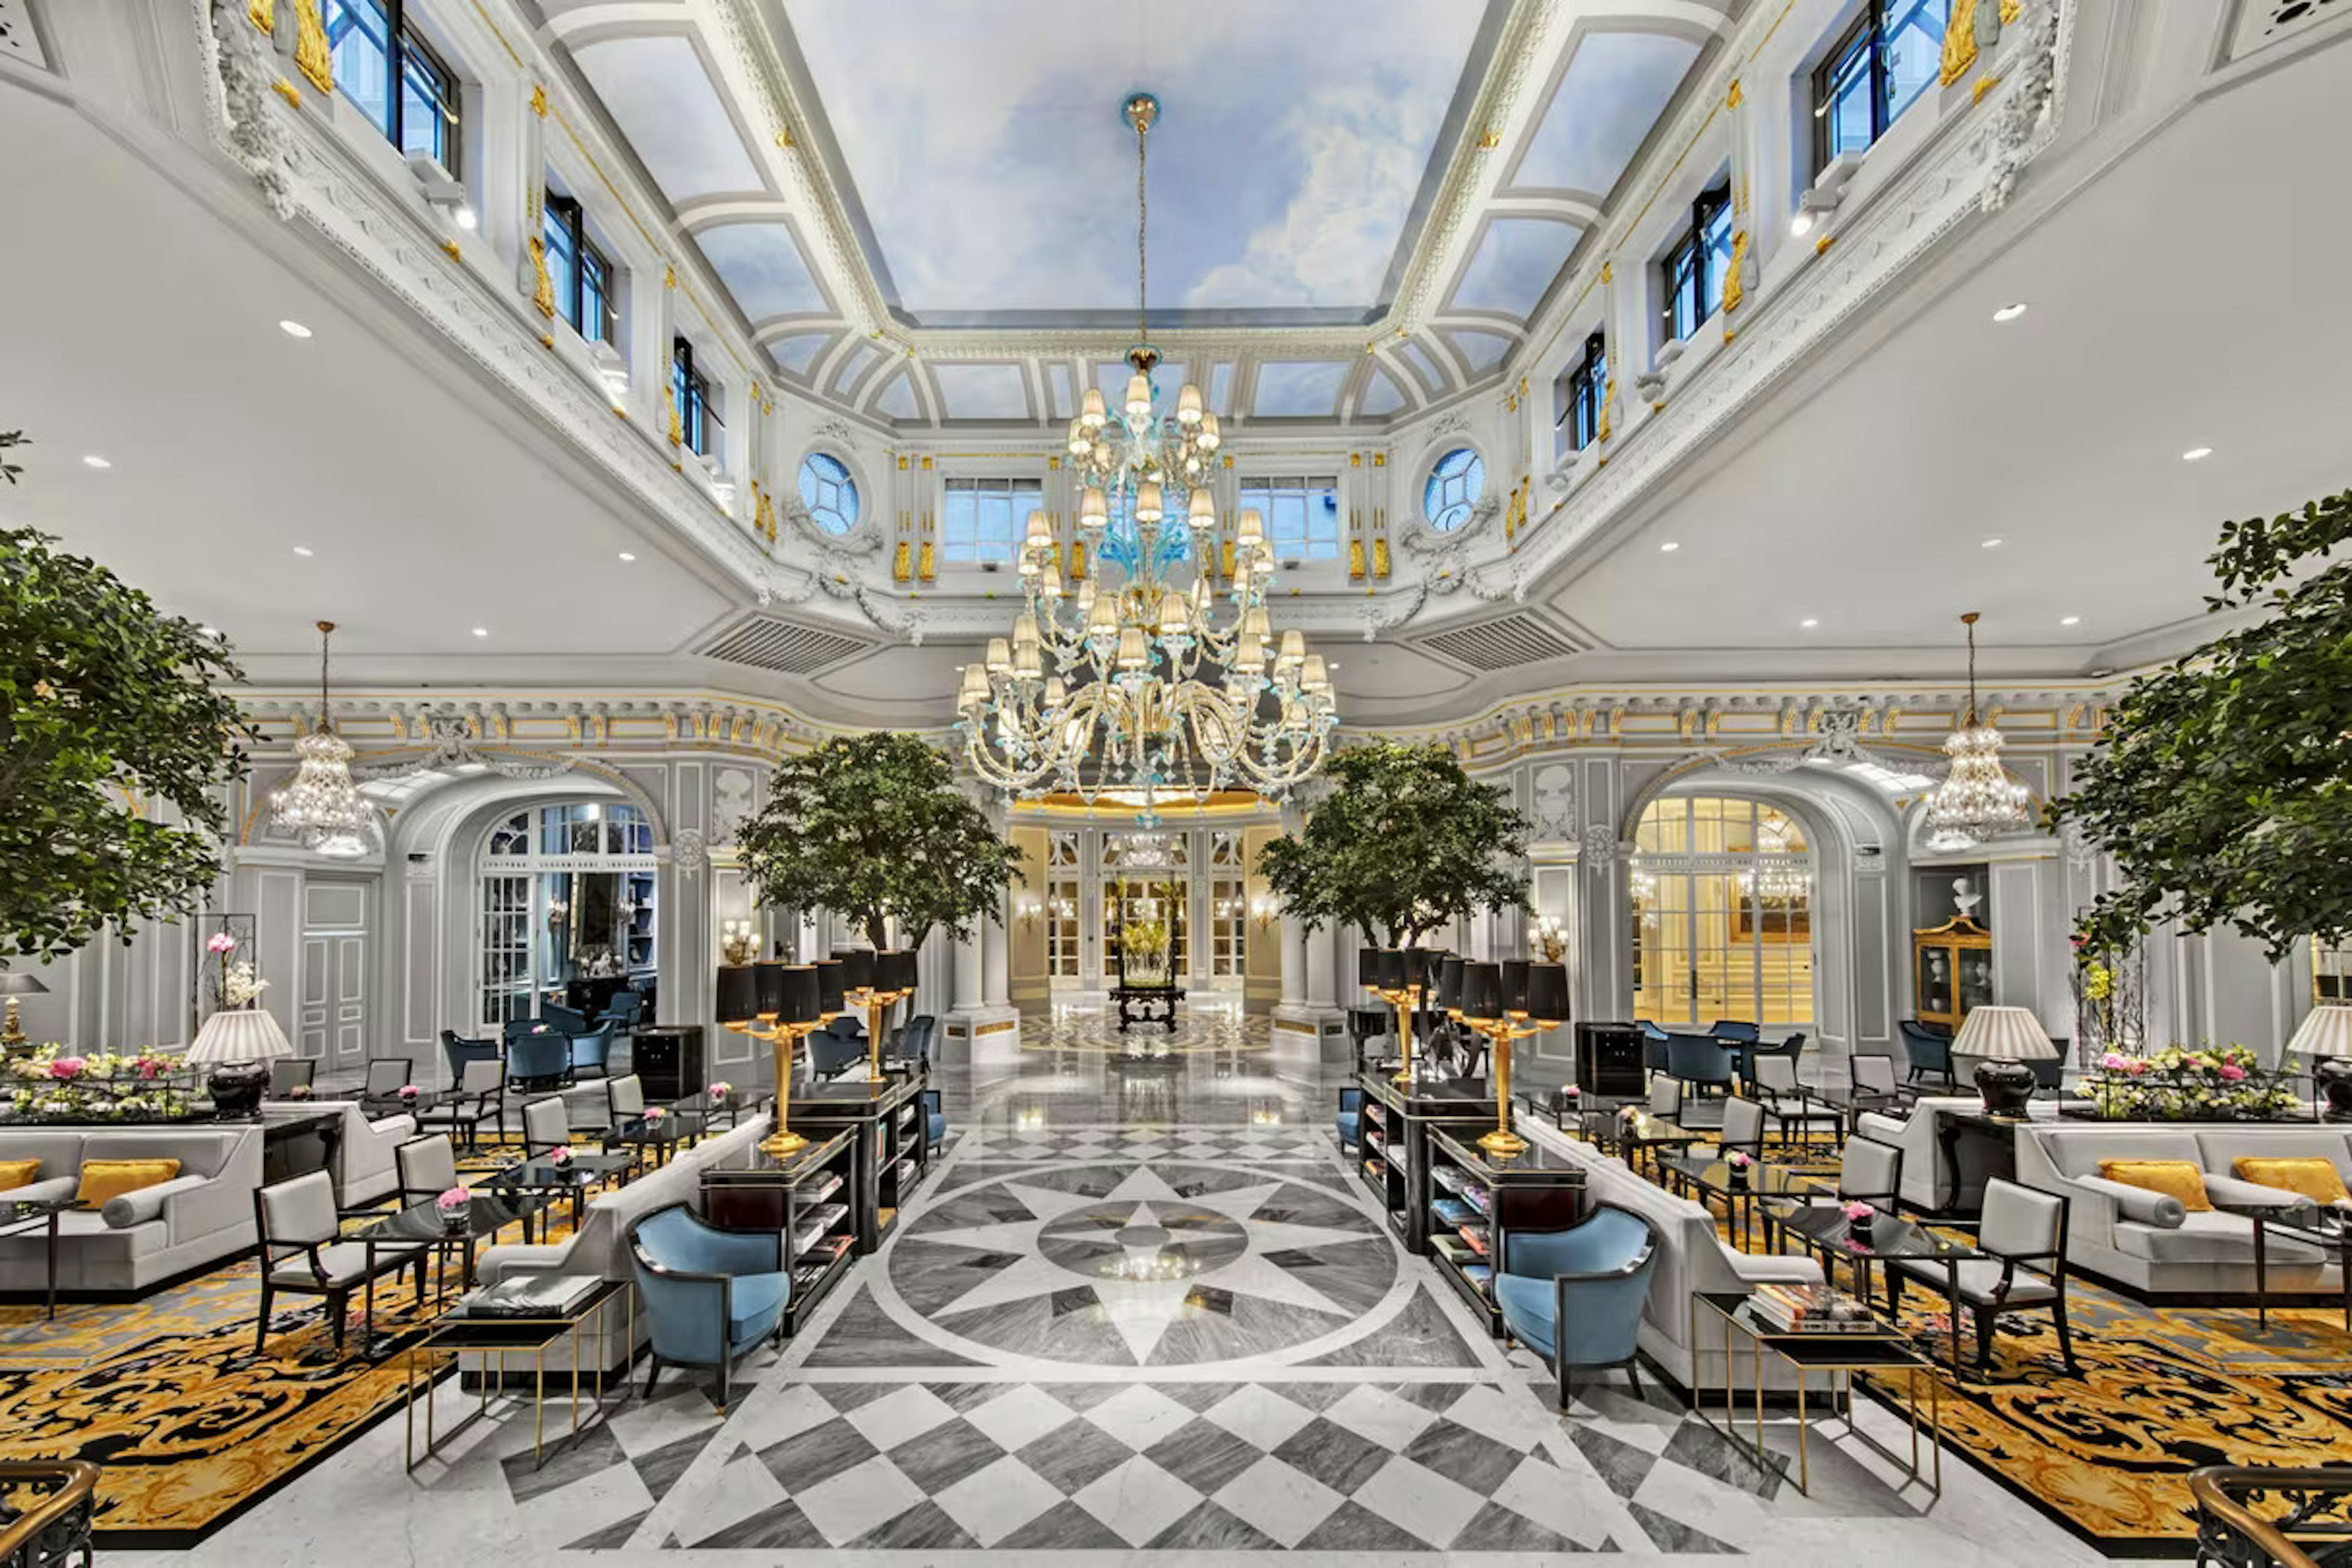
xmin=1423 ymin=448 xmax=1485 ymax=532
xmin=542 ymin=193 xmax=615 ymax=345
xmin=1556 ymin=331 xmax=1607 ymax=456
xmin=671 ymin=337 xmax=718 ymax=458
xmin=1814 ymin=0 xmax=1948 ymax=172
xmin=324 ymin=0 xmax=459 ymax=174
xmin=1237 ymin=476 xmax=1341 ymax=561
xmin=799 ymin=453 xmax=859 ymax=534
xmin=1659 ymin=185 xmax=1732 ymax=344
xmin=941 ymin=477 xmax=1042 ymax=565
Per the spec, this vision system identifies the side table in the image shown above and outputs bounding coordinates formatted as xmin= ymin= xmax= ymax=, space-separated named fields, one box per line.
xmin=404 ymin=1277 xmax=631 ymax=1471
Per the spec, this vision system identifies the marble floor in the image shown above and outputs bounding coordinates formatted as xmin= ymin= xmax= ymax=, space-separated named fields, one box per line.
xmin=108 ymin=1016 xmax=2171 ymax=1565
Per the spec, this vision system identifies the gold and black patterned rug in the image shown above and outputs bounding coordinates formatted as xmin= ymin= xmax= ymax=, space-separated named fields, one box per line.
xmin=0 ymin=1161 xmax=587 ymax=1547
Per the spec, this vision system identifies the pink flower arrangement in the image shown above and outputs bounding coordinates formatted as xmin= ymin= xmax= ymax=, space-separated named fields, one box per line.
xmin=641 ymin=1107 xmax=666 ymax=1125
xmin=48 ymin=1057 xmax=86 ymax=1081
xmin=1561 ymin=1085 xmax=1580 ymax=1099
xmin=708 ymin=1082 xmax=732 ymax=1100
xmin=1842 ymin=1200 xmax=1875 ymax=1222
xmin=2219 ymin=1063 xmax=2247 ymax=1082
xmin=398 ymin=1084 xmax=420 ymax=1101
xmin=1726 ymin=1151 xmax=1752 ymax=1169
xmin=548 ymin=1145 xmax=573 ymax=1166
xmin=2100 ymin=1052 xmax=2131 ymax=1071
xmin=434 ymin=1185 xmax=472 ymax=1213
xmin=205 ymin=933 xmax=238 ymax=956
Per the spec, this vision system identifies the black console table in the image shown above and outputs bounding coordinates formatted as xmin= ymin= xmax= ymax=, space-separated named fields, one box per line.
xmin=1111 ymin=985 xmax=1183 ymax=1034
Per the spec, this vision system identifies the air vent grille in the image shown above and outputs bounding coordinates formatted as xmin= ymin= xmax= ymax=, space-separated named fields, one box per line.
xmin=698 ymin=616 xmax=872 ymax=676
xmin=1417 ymin=613 xmax=1583 ymax=671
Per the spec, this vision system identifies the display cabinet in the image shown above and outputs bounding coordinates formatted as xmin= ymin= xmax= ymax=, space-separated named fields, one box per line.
xmin=1912 ymin=915 xmax=1994 ymax=1033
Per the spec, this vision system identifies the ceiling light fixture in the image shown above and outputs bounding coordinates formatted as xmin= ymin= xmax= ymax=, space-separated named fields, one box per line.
xmin=279 ymin=320 xmax=313 ymax=339
xmin=268 ymin=620 xmax=371 ymax=858
xmin=1800 ymin=617 xmax=1820 ymax=628
xmin=454 ymin=206 xmax=478 ymax=231
xmin=1922 ymin=611 xmax=2032 ymax=851
xmin=80 ymin=455 xmax=111 ymax=470
xmin=1981 ymin=538 xmax=2004 ymax=549
xmin=292 ymin=546 xmax=315 ymax=557
xmin=617 ymin=551 xmax=636 ymax=563
xmin=470 ymin=627 xmax=489 ymax=638
xmin=2182 ymin=446 xmax=2214 ymax=462
xmin=960 ymin=91 xmax=1332 ymax=823
xmin=1659 ymin=541 xmax=1681 ymax=553
xmin=1992 ymin=303 xmax=2029 ymax=322
xmin=2060 ymin=616 xmax=2082 ymax=627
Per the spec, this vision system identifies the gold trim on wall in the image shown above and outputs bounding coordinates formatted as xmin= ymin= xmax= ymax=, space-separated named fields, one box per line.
xmin=292 ymin=0 xmax=333 ymax=93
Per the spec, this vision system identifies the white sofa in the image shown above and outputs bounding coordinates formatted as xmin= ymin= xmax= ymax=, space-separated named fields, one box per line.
xmin=1514 ymin=1110 xmax=1826 ymax=1392
xmin=2011 ymin=1123 xmax=2346 ymax=1294
xmin=0 ymin=1125 xmax=262 ymax=1293
xmin=261 ymin=1098 xmax=417 ymax=1208
xmin=1856 ymin=1096 xmax=2063 ymax=1212
xmin=469 ymin=1111 xmax=775 ymax=1374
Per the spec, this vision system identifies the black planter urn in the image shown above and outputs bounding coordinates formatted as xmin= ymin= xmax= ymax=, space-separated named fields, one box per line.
xmin=1973 ymin=1058 xmax=2039 ymax=1117
xmin=2316 ymin=1057 xmax=2352 ymax=1121
xmin=206 ymin=1061 xmax=270 ymax=1117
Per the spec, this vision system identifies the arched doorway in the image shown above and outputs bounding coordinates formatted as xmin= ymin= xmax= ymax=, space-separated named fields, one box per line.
xmin=1629 ymin=796 xmax=1817 ymax=1028
xmin=474 ymin=800 xmax=659 ymax=1028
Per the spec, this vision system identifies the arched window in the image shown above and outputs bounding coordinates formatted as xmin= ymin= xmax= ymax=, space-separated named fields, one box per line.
xmin=799 ymin=452 xmax=859 ymax=534
xmin=1423 ymin=447 xmax=1485 ymax=532
xmin=477 ymin=801 xmax=657 ymax=1029
xmin=1629 ymin=796 xmax=1815 ymax=1028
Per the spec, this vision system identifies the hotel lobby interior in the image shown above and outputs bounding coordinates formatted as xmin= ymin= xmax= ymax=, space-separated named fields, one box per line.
xmin=3 ymin=0 xmax=2351 ymax=1562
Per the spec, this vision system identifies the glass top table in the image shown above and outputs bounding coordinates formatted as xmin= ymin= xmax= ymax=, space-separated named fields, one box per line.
xmin=1656 ymin=1154 xmax=1833 ymax=1250
xmin=0 ymin=1197 xmax=83 ymax=1319
xmin=1771 ymin=1206 xmax=1987 ymax=1372
xmin=2209 ymin=1200 xmax=2352 ymax=1332
xmin=486 ymin=1153 xmax=633 ymax=1191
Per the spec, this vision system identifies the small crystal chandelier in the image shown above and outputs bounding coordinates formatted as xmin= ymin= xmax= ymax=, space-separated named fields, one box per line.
xmin=1923 ymin=611 xmax=2032 ymax=850
xmin=957 ymin=92 xmax=1335 ymax=820
xmin=268 ymin=620 xmax=371 ymax=858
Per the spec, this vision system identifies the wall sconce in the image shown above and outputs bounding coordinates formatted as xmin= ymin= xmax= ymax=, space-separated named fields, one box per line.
xmin=1789 ymin=153 xmax=1862 ymax=237
xmin=1016 ymin=894 xmax=1043 ymax=933
xmin=1531 ymin=913 xmax=1567 ymax=964
xmin=1251 ymin=893 xmax=1278 ymax=933
xmin=719 ymin=918 xmax=756 ymax=967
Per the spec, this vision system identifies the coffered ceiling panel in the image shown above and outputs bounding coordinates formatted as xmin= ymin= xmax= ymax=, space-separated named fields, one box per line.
xmin=1449 ymin=216 xmax=1583 ymax=320
xmin=571 ymin=36 xmax=765 ymax=200
xmin=1359 ymin=368 xmax=1408 ymax=417
xmin=933 ymin=363 xmax=1033 ymax=420
xmin=1251 ymin=360 xmax=1351 ymax=418
xmin=773 ymin=0 xmax=1506 ymax=327
xmin=693 ymin=222 xmax=829 ymax=323
xmin=1447 ymin=328 xmax=1514 ymax=374
xmin=766 ymin=330 xmax=832 ymax=377
xmin=1509 ymin=28 xmax=1703 ymax=198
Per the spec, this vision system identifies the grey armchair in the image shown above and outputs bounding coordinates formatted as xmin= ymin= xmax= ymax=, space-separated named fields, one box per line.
xmin=1898 ymin=1019 xmax=1956 ymax=1087
xmin=1887 ymin=1178 xmax=2079 ymax=1372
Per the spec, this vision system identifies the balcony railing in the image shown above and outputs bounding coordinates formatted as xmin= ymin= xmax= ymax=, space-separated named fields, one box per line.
xmin=0 ymin=1462 xmax=98 ymax=1568
xmin=2192 ymin=1466 xmax=2352 ymax=1568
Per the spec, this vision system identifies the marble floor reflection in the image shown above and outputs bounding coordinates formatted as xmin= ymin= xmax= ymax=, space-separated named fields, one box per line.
xmin=108 ymin=1013 xmax=2166 ymax=1566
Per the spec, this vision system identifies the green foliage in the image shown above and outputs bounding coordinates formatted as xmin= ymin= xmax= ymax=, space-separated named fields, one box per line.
xmin=0 ymin=527 xmax=250 ymax=960
xmin=2056 ymin=489 xmax=2352 ymax=962
xmin=1256 ymin=741 xmax=1529 ymax=946
xmin=738 ymin=731 xmax=1023 ymax=950
xmin=0 ymin=431 xmax=25 ymax=488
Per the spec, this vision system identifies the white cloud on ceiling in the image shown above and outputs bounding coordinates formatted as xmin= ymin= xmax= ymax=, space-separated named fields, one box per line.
xmin=694 ymin=224 xmax=827 ymax=322
xmin=1448 ymin=328 xmax=1514 ymax=373
xmin=1512 ymin=29 xmax=1701 ymax=197
xmin=572 ymin=36 xmax=763 ymax=201
xmin=875 ymin=369 xmax=920 ymax=419
xmin=1252 ymin=360 xmax=1349 ymax=417
xmin=1450 ymin=217 xmax=1581 ymax=318
xmin=779 ymin=0 xmax=1487 ymax=318
xmin=933 ymin=363 xmax=1031 ymax=419
xmin=1359 ymin=368 xmax=1407 ymax=417
xmin=768 ymin=333 xmax=830 ymax=376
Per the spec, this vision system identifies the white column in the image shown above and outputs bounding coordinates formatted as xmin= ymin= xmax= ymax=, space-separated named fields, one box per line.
xmin=952 ymin=930 xmax=984 ymax=1011
xmin=1306 ymin=925 xmax=1338 ymax=1008
xmin=982 ymin=901 xmax=1011 ymax=1008
xmin=1280 ymin=915 xmax=1306 ymax=1007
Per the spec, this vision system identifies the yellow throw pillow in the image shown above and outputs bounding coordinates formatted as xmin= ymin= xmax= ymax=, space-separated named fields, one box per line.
xmin=2099 ymin=1158 xmax=2213 ymax=1212
xmin=74 ymin=1158 xmax=181 ymax=1207
xmin=0 ymin=1159 xmax=42 ymax=1193
xmin=2233 ymin=1156 xmax=2351 ymax=1206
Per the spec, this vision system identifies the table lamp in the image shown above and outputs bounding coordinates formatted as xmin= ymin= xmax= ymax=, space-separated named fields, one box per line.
xmin=2286 ymin=1003 xmax=2352 ymax=1119
xmin=1950 ymin=1005 xmax=2057 ymax=1115
xmin=722 ymin=962 xmax=821 ymax=1158
xmin=0 ymin=969 xmax=48 ymax=1057
xmin=185 ymin=1006 xmax=293 ymax=1116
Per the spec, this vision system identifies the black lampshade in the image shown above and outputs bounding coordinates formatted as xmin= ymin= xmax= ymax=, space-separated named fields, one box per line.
xmin=812 ymin=958 xmax=845 ymax=1016
xmin=754 ymin=960 xmax=789 ymax=1018
xmin=1438 ymin=955 xmax=1464 ymax=1012
xmin=835 ymin=949 xmax=875 ymax=992
xmin=1417 ymin=947 xmax=1447 ymax=993
xmin=0 ymin=970 xmax=48 ymax=997
xmin=777 ymin=965 xmax=821 ymax=1026
xmin=1460 ymin=960 xmax=1504 ymax=1024
xmin=879 ymin=949 xmax=918 ymax=993
xmin=1357 ymin=948 xmax=1382 ymax=990
xmin=1525 ymin=962 xmax=1570 ymax=1027
xmin=1372 ymin=949 xmax=1406 ymax=992
xmin=715 ymin=965 xmax=760 ymax=1024
xmin=1500 ymin=959 xmax=1531 ymax=1016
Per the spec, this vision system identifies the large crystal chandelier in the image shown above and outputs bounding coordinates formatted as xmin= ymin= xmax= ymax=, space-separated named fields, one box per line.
xmin=1922 ymin=611 xmax=2032 ymax=851
xmin=269 ymin=620 xmax=371 ymax=858
xmin=956 ymin=92 xmax=1335 ymax=821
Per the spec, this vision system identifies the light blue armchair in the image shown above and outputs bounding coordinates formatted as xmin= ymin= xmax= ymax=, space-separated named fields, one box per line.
xmin=1336 ymin=1086 xmax=1365 ymax=1153
xmin=1496 ymin=1204 xmax=1662 ymax=1408
xmin=809 ymin=1017 xmax=865 ymax=1080
xmin=627 ymin=1204 xmax=790 ymax=1412
xmin=921 ymin=1087 xmax=945 ymax=1154
xmin=1898 ymin=1019 xmax=1956 ymax=1087
xmin=568 ymin=1021 xmax=615 ymax=1081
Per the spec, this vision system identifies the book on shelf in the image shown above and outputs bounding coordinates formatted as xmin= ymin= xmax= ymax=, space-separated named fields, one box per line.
xmin=1460 ymin=1262 xmax=1493 ymax=1295
xmin=1431 ymin=1235 xmax=1474 ymax=1264
xmin=1462 ymin=1185 xmax=1493 ymax=1215
xmin=1457 ymin=1224 xmax=1490 ymax=1257
xmin=1431 ymin=1196 xmax=1479 ymax=1227
xmin=805 ymin=1172 xmax=843 ymax=1206
xmin=1747 ymin=1283 xmax=1880 ymax=1333
xmin=1430 ymin=1166 xmax=1470 ymax=1194
xmin=461 ymin=1273 xmax=602 ymax=1319
xmin=1364 ymin=1132 xmax=1385 ymax=1155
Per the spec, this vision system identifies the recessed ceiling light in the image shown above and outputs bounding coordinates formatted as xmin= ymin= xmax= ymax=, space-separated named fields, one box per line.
xmin=470 ymin=627 xmax=489 ymax=638
xmin=454 ymin=206 xmax=478 ymax=232
xmin=2060 ymin=615 xmax=2082 ymax=627
xmin=80 ymin=454 xmax=111 ymax=470
xmin=1992 ymin=303 xmax=2029 ymax=322
xmin=292 ymin=546 xmax=314 ymax=557
xmin=1800 ymin=617 xmax=1820 ymax=629
xmin=278 ymin=319 xmax=313 ymax=339
xmin=617 ymin=551 xmax=636 ymax=563
xmin=1658 ymin=541 xmax=1681 ymax=553
xmin=1981 ymin=537 xmax=2004 ymax=549
xmin=2182 ymin=446 xmax=2214 ymax=462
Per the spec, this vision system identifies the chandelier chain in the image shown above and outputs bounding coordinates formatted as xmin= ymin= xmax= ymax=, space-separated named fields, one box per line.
xmin=1135 ymin=111 xmax=1148 ymax=347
